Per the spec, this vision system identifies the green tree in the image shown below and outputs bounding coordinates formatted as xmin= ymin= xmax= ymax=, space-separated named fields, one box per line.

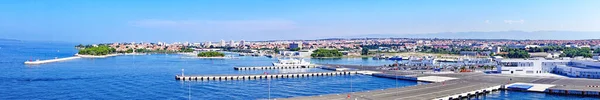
xmin=561 ymin=47 xmax=592 ymax=58
xmin=274 ymin=48 xmax=280 ymax=53
xmin=311 ymin=49 xmax=343 ymax=57
xmin=135 ymin=49 xmax=147 ymax=53
xmin=78 ymin=46 xmax=116 ymax=55
xmin=126 ymin=49 xmax=134 ymax=53
xmin=76 ymin=44 xmax=84 ymax=48
xmin=290 ymin=48 xmax=300 ymax=51
xmin=197 ymin=51 xmax=225 ymax=57
xmin=361 ymin=48 xmax=369 ymax=55
xmin=180 ymin=48 xmax=194 ymax=52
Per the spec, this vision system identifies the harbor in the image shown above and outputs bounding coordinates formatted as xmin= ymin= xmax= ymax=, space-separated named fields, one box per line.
xmin=7 ymin=45 xmax=600 ymax=99
xmin=173 ymin=56 xmax=600 ymax=100
xmin=281 ymin=64 xmax=600 ymax=100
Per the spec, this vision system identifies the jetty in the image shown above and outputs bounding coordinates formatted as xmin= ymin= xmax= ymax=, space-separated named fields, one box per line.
xmin=176 ymin=71 xmax=358 ymax=81
xmin=24 ymin=56 xmax=81 ymax=65
xmin=233 ymin=65 xmax=317 ymax=70
xmin=25 ymin=53 xmax=122 ymax=65
xmin=176 ymin=63 xmax=600 ymax=99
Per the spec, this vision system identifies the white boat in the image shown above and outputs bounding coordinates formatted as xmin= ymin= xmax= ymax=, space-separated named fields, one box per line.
xmin=272 ymin=59 xmax=311 ymax=66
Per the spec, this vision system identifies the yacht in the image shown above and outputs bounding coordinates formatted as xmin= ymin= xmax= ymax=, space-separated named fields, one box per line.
xmin=265 ymin=54 xmax=273 ymax=58
xmin=272 ymin=59 xmax=311 ymax=66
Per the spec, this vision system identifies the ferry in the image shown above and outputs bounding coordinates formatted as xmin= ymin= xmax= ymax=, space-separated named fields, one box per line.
xmin=372 ymin=54 xmax=389 ymax=60
xmin=388 ymin=56 xmax=403 ymax=60
xmin=272 ymin=59 xmax=311 ymax=66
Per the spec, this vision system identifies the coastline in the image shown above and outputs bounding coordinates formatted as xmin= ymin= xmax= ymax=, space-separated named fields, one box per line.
xmin=181 ymin=56 xmax=237 ymax=59
xmin=75 ymin=53 xmax=120 ymax=58
xmin=177 ymin=52 xmax=197 ymax=56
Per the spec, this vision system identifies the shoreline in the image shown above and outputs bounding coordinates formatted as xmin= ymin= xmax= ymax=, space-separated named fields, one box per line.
xmin=75 ymin=53 xmax=120 ymax=58
xmin=181 ymin=56 xmax=237 ymax=59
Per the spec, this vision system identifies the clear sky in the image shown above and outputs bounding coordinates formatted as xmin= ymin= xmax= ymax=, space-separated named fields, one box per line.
xmin=1 ymin=0 xmax=599 ymax=43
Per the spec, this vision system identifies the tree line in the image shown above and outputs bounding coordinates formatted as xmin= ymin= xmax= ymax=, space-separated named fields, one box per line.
xmin=197 ymin=51 xmax=225 ymax=57
xmin=311 ymin=49 xmax=343 ymax=57
xmin=77 ymin=46 xmax=116 ymax=55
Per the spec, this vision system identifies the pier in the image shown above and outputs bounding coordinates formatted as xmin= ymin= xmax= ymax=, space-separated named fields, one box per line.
xmin=176 ymin=71 xmax=358 ymax=81
xmin=233 ymin=65 xmax=317 ymax=70
xmin=280 ymin=64 xmax=600 ymax=100
xmin=175 ymin=63 xmax=600 ymax=99
xmin=24 ymin=56 xmax=81 ymax=65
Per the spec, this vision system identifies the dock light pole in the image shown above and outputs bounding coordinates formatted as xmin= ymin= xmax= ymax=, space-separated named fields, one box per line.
xmin=265 ymin=72 xmax=270 ymax=100
xmin=395 ymin=69 xmax=398 ymax=96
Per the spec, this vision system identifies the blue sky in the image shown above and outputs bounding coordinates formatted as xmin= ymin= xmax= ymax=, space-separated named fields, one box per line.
xmin=1 ymin=0 xmax=599 ymax=43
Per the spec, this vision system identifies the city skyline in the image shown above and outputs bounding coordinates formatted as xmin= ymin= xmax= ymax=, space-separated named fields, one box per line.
xmin=1 ymin=0 xmax=599 ymax=43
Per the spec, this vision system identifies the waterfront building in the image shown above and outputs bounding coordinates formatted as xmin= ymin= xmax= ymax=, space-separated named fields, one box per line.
xmin=551 ymin=60 xmax=600 ymax=79
xmin=497 ymin=58 xmax=569 ymax=74
xmin=405 ymin=57 xmax=437 ymax=66
xmin=459 ymin=51 xmax=491 ymax=56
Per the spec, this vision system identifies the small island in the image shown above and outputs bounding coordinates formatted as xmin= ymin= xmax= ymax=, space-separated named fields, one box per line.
xmin=77 ymin=45 xmax=116 ymax=56
xmin=197 ymin=51 xmax=225 ymax=57
xmin=76 ymin=45 xmax=120 ymax=58
xmin=310 ymin=49 xmax=343 ymax=58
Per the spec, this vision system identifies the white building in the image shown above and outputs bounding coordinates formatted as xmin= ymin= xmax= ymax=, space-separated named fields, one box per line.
xmin=551 ymin=61 xmax=600 ymax=79
xmin=220 ymin=40 xmax=226 ymax=47
xmin=406 ymin=57 xmax=437 ymax=66
xmin=497 ymin=59 xmax=569 ymax=74
xmin=240 ymin=40 xmax=245 ymax=47
xmin=229 ymin=40 xmax=235 ymax=47
xmin=205 ymin=41 xmax=212 ymax=48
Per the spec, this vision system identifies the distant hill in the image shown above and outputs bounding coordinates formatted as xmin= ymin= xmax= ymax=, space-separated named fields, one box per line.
xmin=349 ymin=31 xmax=600 ymax=40
xmin=0 ymin=38 xmax=21 ymax=41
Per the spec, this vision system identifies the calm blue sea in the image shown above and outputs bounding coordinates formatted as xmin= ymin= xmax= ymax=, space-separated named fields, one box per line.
xmin=0 ymin=40 xmax=598 ymax=100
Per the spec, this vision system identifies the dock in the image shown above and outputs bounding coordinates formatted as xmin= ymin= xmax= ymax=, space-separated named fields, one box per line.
xmin=233 ymin=65 xmax=317 ymax=70
xmin=176 ymin=71 xmax=358 ymax=81
xmin=176 ymin=63 xmax=600 ymax=99
xmin=279 ymin=64 xmax=600 ymax=100
xmin=282 ymin=80 xmax=505 ymax=100
xmin=24 ymin=56 xmax=81 ymax=65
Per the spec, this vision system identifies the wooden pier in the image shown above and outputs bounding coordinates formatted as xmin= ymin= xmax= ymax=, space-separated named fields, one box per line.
xmin=176 ymin=71 xmax=357 ymax=81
